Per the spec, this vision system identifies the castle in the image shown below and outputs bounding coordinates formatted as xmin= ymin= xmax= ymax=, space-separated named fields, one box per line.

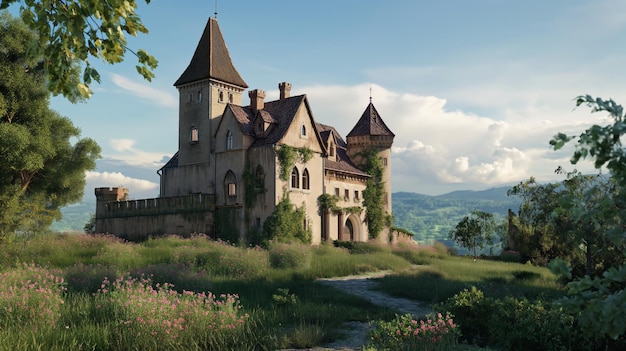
xmin=95 ymin=17 xmax=399 ymax=244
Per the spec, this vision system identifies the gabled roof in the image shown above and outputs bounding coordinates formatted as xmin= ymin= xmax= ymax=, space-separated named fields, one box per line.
xmin=174 ymin=18 xmax=248 ymax=88
xmin=158 ymin=151 xmax=179 ymax=171
xmin=346 ymin=102 xmax=395 ymax=138
xmin=317 ymin=123 xmax=369 ymax=177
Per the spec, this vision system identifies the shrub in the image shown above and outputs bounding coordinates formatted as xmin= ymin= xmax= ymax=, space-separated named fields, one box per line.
xmin=65 ymin=263 xmax=119 ymax=294
xmin=196 ymin=240 xmax=269 ymax=279
xmin=98 ymin=275 xmax=249 ymax=349
xmin=269 ymin=242 xmax=312 ymax=269
xmin=369 ymin=313 xmax=460 ymax=351
xmin=0 ymin=263 xmax=66 ymax=329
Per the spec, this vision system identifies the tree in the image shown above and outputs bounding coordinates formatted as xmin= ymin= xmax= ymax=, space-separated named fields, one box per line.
xmin=549 ymin=95 xmax=626 ymax=339
xmin=0 ymin=14 xmax=101 ymax=238
xmin=0 ymin=1 xmax=157 ymax=99
xmin=449 ymin=210 xmax=495 ymax=260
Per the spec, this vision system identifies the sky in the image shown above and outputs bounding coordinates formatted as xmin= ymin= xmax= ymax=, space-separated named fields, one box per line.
xmin=19 ymin=0 xmax=626 ymax=200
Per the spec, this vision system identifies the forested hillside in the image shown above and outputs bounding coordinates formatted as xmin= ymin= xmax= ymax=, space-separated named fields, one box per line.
xmin=53 ymin=188 xmax=521 ymax=243
xmin=393 ymin=187 xmax=520 ymax=244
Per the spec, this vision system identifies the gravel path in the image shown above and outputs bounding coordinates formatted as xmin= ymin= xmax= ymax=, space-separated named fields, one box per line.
xmin=282 ymin=270 xmax=433 ymax=351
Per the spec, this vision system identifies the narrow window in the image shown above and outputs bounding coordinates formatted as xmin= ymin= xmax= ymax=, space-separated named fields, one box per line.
xmin=255 ymin=217 xmax=261 ymax=228
xmin=291 ymin=167 xmax=300 ymax=188
xmin=329 ymin=143 xmax=335 ymax=157
xmin=301 ymin=125 xmax=306 ymax=136
xmin=344 ymin=189 xmax=349 ymax=201
xmin=255 ymin=165 xmax=265 ymax=189
xmin=354 ymin=190 xmax=359 ymax=200
xmin=228 ymin=183 xmax=236 ymax=196
xmin=303 ymin=218 xmax=308 ymax=230
xmin=382 ymin=157 xmax=388 ymax=166
xmin=219 ymin=91 xmax=224 ymax=103
xmin=334 ymin=188 xmax=340 ymax=197
xmin=197 ymin=90 xmax=202 ymax=102
xmin=302 ymin=168 xmax=310 ymax=190
xmin=226 ymin=130 xmax=233 ymax=149
xmin=190 ymin=127 xmax=199 ymax=143
xmin=228 ymin=93 xmax=234 ymax=103
xmin=224 ymin=170 xmax=237 ymax=201
xmin=187 ymin=93 xmax=192 ymax=102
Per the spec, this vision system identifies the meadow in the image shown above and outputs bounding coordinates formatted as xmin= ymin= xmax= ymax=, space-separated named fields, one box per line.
xmin=0 ymin=233 xmax=619 ymax=350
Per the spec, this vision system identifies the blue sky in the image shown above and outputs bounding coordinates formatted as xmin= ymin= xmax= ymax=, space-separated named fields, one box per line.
xmin=23 ymin=0 xmax=626 ymax=199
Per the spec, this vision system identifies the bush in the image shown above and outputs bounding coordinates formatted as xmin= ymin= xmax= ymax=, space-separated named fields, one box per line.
xmin=369 ymin=313 xmax=460 ymax=351
xmin=269 ymin=242 xmax=312 ymax=270
xmin=196 ymin=240 xmax=269 ymax=279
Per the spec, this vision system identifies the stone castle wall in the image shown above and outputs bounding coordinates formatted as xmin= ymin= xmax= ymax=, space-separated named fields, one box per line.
xmin=95 ymin=189 xmax=216 ymax=241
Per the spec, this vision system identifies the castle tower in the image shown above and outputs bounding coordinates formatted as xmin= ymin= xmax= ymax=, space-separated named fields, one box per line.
xmin=173 ymin=17 xmax=248 ymax=169
xmin=346 ymin=101 xmax=395 ymax=215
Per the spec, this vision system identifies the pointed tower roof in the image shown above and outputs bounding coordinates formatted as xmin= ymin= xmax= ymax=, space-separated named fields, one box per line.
xmin=174 ymin=18 xmax=248 ymax=88
xmin=346 ymin=102 xmax=395 ymax=138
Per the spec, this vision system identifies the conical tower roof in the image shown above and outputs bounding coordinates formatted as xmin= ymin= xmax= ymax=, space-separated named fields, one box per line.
xmin=174 ymin=18 xmax=248 ymax=88
xmin=346 ymin=102 xmax=395 ymax=138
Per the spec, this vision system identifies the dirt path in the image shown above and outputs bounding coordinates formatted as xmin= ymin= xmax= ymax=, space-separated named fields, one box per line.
xmin=283 ymin=270 xmax=433 ymax=351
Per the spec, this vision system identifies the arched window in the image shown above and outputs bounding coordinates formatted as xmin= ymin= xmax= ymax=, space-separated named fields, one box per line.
xmin=302 ymin=168 xmax=310 ymax=190
xmin=190 ymin=126 xmax=199 ymax=143
xmin=255 ymin=165 xmax=265 ymax=189
xmin=226 ymin=130 xmax=233 ymax=150
xmin=224 ymin=170 xmax=237 ymax=203
xmin=301 ymin=125 xmax=306 ymax=136
xmin=219 ymin=91 xmax=224 ymax=103
xmin=290 ymin=167 xmax=299 ymax=188
xmin=228 ymin=93 xmax=234 ymax=103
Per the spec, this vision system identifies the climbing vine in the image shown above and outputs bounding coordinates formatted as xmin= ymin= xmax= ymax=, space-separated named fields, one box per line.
xmin=276 ymin=145 xmax=314 ymax=181
xmin=317 ymin=194 xmax=363 ymax=215
xmin=260 ymin=195 xmax=311 ymax=245
xmin=242 ymin=163 xmax=266 ymax=209
xmin=360 ymin=149 xmax=391 ymax=239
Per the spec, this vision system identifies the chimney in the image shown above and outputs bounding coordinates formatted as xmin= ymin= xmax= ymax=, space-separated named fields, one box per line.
xmin=279 ymin=82 xmax=292 ymax=100
xmin=248 ymin=89 xmax=266 ymax=111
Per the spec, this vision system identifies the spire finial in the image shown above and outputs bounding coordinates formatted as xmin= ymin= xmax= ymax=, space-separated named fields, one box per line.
xmin=369 ymin=86 xmax=372 ymax=103
xmin=214 ymin=0 xmax=218 ymax=19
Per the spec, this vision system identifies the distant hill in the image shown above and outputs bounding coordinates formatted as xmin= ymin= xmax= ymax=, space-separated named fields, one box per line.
xmin=52 ymin=187 xmax=522 ymax=244
xmin=393 ymin=187 xmax=520 ymax=244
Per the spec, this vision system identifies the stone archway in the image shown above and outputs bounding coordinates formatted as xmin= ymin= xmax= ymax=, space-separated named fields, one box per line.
xmin=345 ymin=215 xmax=361 ymax=242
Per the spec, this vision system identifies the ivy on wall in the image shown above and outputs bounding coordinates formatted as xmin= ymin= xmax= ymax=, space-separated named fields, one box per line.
xmin=242 ymin=163 xmax=266 ymax=209
xmin=214 ymin=207 xmax=240 ymax=243
xmin=317 ymin=193 xmax=363 ymax=216
xmin=276 ymin=145 xmax=313 ymax=181
xmin=360 ymin=149 xmax=391 ymax=239
xmin=261 ymin=195 xmax=311 ymax=245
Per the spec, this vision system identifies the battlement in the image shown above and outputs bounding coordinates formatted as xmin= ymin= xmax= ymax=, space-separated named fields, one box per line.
xmin=97 ymin=193 xmax=215 ymax=219
xmin=95 ymin=187 xmax=129 ymax=202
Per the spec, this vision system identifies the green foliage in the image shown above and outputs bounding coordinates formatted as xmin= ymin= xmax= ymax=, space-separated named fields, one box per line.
xmin=214 ymin=207 xmax=240 ymax=243
xmin=276 ymin=145 xmax=313 ymax=181
xmin=268 ymin=242 xmax=312 ymax=270
xmin=440 ymin=287 xmax=612 ymax=350
xmin=368 ymin=312 xmax=460 ymax=351
xmin=242 ymin=163 xmax=265 ymax=209
xmin=0 ymin=14 xmax=101 ymax=238
xmin=261 ymin=196 xmax=312 ymax=245
xmin=448 ymin=210 xmax=495 ymax=260
xmin=548 ymin=95 xmax=626 ymax=339
xmin=1 ymin=1 xmax=158 ymax=99
xmin=360 ymin=150 xmax=388 ymax=239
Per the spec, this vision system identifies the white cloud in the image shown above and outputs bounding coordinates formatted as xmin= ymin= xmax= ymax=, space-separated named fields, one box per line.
xmin=110 ymin=73 xmax=177 ymax=108
xmin=105 ymin=139 xmax=170 ymax=169
xmin=86 ymin=171 xmax=159 ymax=199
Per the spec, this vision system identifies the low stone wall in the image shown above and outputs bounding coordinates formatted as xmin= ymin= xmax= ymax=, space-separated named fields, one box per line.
xmin=95 ymin=193 xmax=216 ymax=241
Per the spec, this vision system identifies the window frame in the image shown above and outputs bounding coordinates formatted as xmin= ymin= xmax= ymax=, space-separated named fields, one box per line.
xmin=291 ymin=167 xmax=300 ymax=188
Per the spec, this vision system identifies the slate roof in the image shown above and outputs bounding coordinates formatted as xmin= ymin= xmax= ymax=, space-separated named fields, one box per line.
xmin=174 ymin=18 xmax=248 ymax=88
xmin=317 ymin=124 xmax=369 ymax=177
xmin=346 ymin=102 xmax=395 ymax=138
xmin=159 ymin=151 xmax=179 ymax=171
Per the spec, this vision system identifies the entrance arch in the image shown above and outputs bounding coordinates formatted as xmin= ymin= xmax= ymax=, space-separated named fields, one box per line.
xmin=344 ymin=215 xmax=361 ymax=242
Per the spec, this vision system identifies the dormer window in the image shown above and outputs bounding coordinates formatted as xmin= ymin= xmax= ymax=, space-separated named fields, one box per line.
xmin=190 ymin=126 xmax=199 ymax=143
xmin=256 ymin=121 xmax=264 ymax=134
xmin=328 ymin=142 xmax=335 ymax=157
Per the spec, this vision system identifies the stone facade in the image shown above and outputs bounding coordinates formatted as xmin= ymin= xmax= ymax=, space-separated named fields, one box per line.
xmin=95 ymin=17 xmax=395 ymax=244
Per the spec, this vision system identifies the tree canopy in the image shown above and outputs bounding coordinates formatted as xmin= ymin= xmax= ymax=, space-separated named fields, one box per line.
xmin=549 ymin=95 xmax=626 ymax=339
xmin=0 ymin=0 xmax=157 ymax=99
xmin=0 ymin=13 xmax=101 ymax=237
xmin=448 ymin=210 xmax=495 ymax=260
